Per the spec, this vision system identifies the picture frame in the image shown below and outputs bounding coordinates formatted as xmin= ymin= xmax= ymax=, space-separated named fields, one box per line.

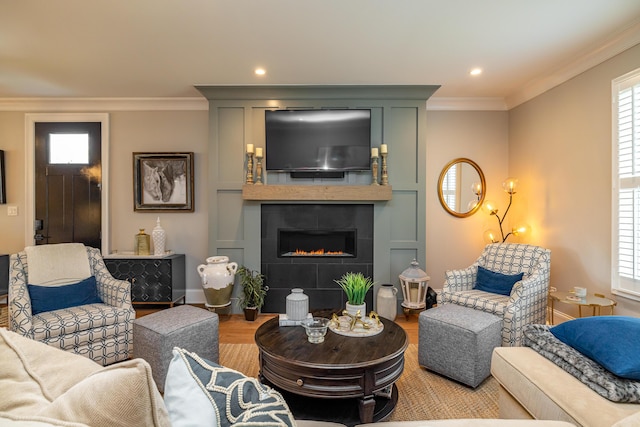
xmin=133 ymin=152 xmax=194 ymax=212
xmin=0 ymin=150 xmax=6 ymax=204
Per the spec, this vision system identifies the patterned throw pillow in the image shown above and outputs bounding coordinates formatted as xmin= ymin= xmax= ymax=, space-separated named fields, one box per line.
xmin=164 ymin=347 xmax=295 ymax=427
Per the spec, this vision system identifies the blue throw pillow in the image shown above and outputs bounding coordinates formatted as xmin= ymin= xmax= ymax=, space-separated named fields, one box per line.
xmin=28 ymin=276 xmax=102 ymax=315
xmin=474 ymin=265 xmax=524 ymax=296
xmin=551 ymin=316 xmax=640 ymax=380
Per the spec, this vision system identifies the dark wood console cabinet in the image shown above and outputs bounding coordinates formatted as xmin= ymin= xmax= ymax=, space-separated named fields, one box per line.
xmin=104 ymin=254 xmax=186 ymax=306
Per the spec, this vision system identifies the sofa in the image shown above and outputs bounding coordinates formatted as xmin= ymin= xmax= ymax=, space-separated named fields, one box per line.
xmin=491 ymin=329 xmax=640 ymax=427
xmin=0 ymin=326 xmax=575 ymax=427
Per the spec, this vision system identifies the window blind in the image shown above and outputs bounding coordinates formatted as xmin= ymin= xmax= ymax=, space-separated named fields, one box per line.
xmin=613 ymin=69 xmax=640 ymax=299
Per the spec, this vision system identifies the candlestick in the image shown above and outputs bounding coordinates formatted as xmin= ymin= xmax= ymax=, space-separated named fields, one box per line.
xmin=381 ymin=152 xmax=389 ymax=186
xmin=255 ymin=156 xmax=263 ymax=185
xmin=246 ymin=152 xmax=254 ymax=184
xmin=371 ymin=147 xmax=379 ymax=158
xmin=380 ymin=144 xmax=388 ymax=154
xmin=371 ymin=156 xmax=379 ymax=185
xmin=246 ymin=144 xmax=254 ymax=154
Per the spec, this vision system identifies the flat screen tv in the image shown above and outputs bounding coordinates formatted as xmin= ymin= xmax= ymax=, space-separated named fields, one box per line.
xmin=265 ymin=109 xmax=371 ymax=175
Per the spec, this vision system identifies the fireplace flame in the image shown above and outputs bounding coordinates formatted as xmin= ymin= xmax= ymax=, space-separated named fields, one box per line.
xmin=293 ymin=248 xmax=344 ymax=256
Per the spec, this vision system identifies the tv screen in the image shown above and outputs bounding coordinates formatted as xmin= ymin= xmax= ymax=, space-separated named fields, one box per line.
xmin=265 ymin=109 xmax=371 ymax=172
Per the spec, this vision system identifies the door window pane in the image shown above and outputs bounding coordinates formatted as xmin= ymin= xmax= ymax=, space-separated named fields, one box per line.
xmin=49 ymin=133 xmax=89 ymax=164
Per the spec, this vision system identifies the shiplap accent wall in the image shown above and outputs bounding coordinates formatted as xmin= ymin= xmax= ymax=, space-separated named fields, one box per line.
xmin=197 ymin=85 xmax=439 ymax=313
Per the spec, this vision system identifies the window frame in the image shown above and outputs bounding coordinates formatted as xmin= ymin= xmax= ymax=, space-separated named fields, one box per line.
xmin=612 ymin=67 xmax=640 ymax=302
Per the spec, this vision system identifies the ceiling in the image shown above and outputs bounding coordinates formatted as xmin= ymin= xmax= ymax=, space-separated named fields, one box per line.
xmin=2 ymin=1 xmax=640 ymax=109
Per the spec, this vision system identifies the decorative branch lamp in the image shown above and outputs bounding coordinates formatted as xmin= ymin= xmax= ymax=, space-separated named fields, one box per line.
xmin=482 ymin=177 xmax=528 ymax=243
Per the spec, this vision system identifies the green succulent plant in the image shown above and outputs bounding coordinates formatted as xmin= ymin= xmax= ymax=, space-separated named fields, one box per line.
xmin=334 ymin=272 xmax=375 ymax=305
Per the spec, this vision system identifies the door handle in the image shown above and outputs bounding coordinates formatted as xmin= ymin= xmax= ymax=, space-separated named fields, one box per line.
xmin=34 ymin=234 xmax=50 ymax=241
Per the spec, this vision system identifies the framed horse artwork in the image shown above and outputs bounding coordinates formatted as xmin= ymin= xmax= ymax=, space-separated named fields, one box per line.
xmin=133 ymin=152 xmax=194 ymax=212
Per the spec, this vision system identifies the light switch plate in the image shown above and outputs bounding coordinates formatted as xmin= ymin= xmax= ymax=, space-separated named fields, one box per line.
xmin=7 ymin=205 xmax=18 ymax=216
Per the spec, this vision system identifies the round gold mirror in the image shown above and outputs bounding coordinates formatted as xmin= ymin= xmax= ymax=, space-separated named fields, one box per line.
xmin=437 ymin=158 xmax=486 ymax=218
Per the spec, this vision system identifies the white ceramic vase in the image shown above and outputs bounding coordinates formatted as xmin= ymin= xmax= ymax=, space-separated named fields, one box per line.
xmin=197 ymin=256 xmax=238 ymax=308
xmin=376 ymin=283 xmax=398 ymax=320
xmin=286 ymin=288 xmax=309 ymax=321
xmin=152 ymin=217 xmax=166 ymax=256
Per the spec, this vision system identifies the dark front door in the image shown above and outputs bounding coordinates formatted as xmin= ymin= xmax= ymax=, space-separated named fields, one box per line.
xmin=34 ymin=122 xmax=101 ymax=248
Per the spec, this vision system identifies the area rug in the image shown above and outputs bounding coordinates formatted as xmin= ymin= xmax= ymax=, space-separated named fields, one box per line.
xmin=220 ymin=343 xmax=499 ymax=422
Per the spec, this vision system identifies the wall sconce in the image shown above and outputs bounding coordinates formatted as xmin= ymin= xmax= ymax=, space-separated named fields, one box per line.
xmin=482 ymin=177 xmax=527 ymax=243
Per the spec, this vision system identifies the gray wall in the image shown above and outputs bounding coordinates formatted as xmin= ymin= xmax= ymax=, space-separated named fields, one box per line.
xmin=199 ymin=86 xmax=438 ymax=312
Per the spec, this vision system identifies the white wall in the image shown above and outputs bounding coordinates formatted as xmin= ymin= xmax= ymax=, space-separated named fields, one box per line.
xmin=0 ymin=109 xmax=211 ymax=302
xmin=425 ymin=110 xmax=510 ymax=286
xmin=509 ymin=43 xmax=640 ymax=318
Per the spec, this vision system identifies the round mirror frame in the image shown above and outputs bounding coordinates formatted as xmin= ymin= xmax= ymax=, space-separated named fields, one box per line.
xmin=437 ymin=157 xmax=486 ymax=218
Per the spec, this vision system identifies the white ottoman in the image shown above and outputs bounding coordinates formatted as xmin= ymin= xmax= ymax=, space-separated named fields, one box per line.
xmin=133 ymin=305 xmax=219 ymax=392
xmin=418 ymin=304 xmax=501 ymax=388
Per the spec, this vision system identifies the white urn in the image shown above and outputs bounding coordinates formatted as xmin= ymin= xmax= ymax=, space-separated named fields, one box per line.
xmin=197 ymin=256 xmax=238 ymax=308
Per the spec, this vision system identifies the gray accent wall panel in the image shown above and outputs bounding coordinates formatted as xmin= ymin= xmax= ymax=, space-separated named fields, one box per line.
xmin=200 ymin=85 xmax=438 ymax=313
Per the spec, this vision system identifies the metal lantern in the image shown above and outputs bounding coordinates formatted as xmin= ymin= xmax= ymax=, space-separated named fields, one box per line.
xmin=399 ymin=259 xmax=430 ymax=310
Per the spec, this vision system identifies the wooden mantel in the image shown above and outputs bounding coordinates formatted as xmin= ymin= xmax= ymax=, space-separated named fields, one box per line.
xmin=242 ymin=184 xmax=392 ymax=201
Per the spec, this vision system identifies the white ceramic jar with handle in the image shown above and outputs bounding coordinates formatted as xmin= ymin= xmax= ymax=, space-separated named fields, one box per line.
xmin=197 ymin=256 xmax=238 ymax=308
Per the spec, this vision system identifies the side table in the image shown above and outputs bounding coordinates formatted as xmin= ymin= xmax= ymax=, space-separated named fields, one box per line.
xmin=548 ymin=290 xmax=617 ymax=324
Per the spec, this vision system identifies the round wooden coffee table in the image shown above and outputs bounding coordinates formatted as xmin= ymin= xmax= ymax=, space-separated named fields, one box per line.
xmin=254 ymin=310 xmax=408 ymax=425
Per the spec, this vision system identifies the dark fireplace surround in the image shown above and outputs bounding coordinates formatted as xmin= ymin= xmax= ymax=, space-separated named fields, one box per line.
xmin=261 ymin=204 xmax=373 ymax=313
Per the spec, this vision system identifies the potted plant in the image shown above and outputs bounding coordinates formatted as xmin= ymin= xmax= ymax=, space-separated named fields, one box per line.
xmin=335 ymin=272 xmax=375 ymax=317
xmin=237 ymin=266 xmax=268 ymax=321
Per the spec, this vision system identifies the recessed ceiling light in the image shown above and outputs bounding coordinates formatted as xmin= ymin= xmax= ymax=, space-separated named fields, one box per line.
xmin=470 ymin=68 xmax=483 ymax=76
xmin=255 ymin=68 xmax=266 ymax=76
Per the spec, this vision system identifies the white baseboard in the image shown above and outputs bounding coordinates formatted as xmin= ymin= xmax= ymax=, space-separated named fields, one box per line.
xmin=548 ymin=308 xmax=574 ymax=325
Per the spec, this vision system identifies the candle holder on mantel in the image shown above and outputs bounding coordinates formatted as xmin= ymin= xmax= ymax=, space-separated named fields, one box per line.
xmin=381 ymin=152 xmax=389 ymax=186
xmin=371 ymin=156 xmax=379 ymax=185
xmin=245 ymin=153 xmax=254 ymax=185
xmin=255 ymin=155 xmax=264 ymax=185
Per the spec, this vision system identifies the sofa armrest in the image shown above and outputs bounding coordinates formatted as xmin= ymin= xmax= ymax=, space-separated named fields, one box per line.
xmin=86 ymin=247 xmax=133 ymax=310
xmin=443 ymin=265 xmax=477 ymax=293
xmin=501 ymin=265 xmax=550 ymax=345
xmin=8 ymin=253 xmax=34 ymax=338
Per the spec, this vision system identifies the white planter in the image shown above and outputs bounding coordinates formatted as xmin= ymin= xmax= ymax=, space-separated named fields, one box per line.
xmin=345 ymin=302 xmax=366 ymax=318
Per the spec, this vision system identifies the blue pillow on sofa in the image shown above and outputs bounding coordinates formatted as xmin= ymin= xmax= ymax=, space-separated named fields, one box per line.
xmin=551 ymin=316 xmax=640 ymax=380
xmin=474 ymin=265 xmax=524 ymax=296
xmin=28 ymin=276 xmax=103 ymax=315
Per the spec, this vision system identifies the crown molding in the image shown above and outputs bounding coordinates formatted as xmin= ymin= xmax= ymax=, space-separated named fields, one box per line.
xmin=506 ymin=20 xmax=640 ymax=109
xmin=427 ymin=97 xmax=508 ymax=111
xmin=0 ymin=97 xmax=209 ymax=112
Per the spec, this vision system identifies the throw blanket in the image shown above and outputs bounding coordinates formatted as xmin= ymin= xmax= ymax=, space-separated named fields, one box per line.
xmin=25 ymin=243 xmax=91 ymax=286
xmin=523 ymin=324 xmax=640 ymax=403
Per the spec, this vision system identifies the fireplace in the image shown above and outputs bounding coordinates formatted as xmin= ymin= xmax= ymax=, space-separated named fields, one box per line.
xmin=278 ymin=229 xmax=356 ymax=258
xmin=261 ymin=204 xmax=373 ymax=313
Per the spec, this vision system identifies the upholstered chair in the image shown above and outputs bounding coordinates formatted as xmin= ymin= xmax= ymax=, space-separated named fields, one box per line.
xmin=440 ymin=243 xmax=551 ymax=347
xmin=8 ymin=243 xmax=135 ymax=365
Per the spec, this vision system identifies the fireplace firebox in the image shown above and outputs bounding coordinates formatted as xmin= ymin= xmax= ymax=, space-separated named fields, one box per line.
xmin=261 ymin=204 xmax=373 ymax=313
xmin=278 ymin=229 xmax=356 ymax=258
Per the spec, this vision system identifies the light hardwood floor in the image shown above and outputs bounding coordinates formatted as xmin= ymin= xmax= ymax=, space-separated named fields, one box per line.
xmin=135 ymin=304 xmax=420 ymax=345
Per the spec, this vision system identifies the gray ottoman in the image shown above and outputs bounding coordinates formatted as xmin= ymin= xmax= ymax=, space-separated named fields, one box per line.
xmin=134 ymin=305 xmax=219 ymax=392
xmin=418 ymin=304 xmax=501 ymax=388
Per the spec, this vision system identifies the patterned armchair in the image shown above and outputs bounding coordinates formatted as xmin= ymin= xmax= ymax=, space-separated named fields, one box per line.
xmin=440 ymin=243 xmax=551 ymax=347
xmin=9 ymin=243 xmax=135 ymax=365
